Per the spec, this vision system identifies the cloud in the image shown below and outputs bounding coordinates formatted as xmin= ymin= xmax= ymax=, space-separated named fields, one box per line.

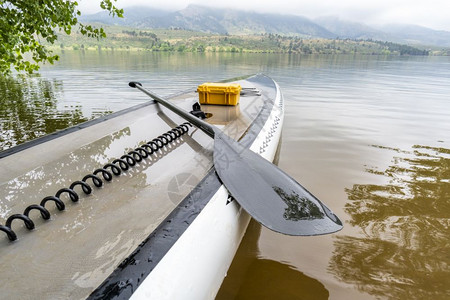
xmin=78 ymin=0 xmax=450 ymax=31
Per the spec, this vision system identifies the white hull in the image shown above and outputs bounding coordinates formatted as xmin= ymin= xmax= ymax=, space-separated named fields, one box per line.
xmin=131 ymin=82 xmax=284 ymax=300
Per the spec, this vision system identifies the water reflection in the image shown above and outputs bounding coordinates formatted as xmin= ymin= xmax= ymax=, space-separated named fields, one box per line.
xmin=330 ymin=145 xmax=450 ymax=299
xmin=273 ymin=187 xmax=324 ymax=221
xmin=0 ymin=75 xmax=110 ymax=151
xmin=217 ymin=220 xmax=329 ymax=300
xmin=0 ymin=127 xmax=132 ymax=222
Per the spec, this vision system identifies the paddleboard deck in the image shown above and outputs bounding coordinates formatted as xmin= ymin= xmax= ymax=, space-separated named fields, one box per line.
xmin=0 ymin=74 xmax=283 ymax=299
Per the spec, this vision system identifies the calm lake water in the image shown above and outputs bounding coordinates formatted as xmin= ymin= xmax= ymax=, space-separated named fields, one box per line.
xmin=1 ymin=52 xmax=449 ymax=299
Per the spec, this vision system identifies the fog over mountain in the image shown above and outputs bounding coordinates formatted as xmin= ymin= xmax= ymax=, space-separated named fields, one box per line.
xmin=81 ymin=5 xmax=450 ymax=47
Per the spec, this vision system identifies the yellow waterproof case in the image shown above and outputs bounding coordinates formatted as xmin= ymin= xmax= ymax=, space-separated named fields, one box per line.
xmin=197 ymin=83 xmax=241 ymax=106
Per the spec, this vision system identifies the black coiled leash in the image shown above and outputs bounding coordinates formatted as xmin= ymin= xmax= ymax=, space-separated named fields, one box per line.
xmin=0 ymin=122 xmax=192 ymax=242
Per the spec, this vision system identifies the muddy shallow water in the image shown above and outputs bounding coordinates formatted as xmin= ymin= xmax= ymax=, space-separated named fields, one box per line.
xmin=1 ymin=52 xmax=449 ymax=299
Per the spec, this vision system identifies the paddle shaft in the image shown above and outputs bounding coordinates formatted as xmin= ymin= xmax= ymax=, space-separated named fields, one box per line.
xmin=130 ymin=82 xmax=215 ymax=138
xmin=129 ymin=80 xmax=343 ymax=236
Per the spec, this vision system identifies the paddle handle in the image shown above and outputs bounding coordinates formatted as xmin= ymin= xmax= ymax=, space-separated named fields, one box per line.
xmin=129 ymin=82 xmax=215 ymax=138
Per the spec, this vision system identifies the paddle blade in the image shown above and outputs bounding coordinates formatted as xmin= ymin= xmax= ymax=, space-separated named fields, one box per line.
xmin=214 ymin=132 xmax=343 ymax=236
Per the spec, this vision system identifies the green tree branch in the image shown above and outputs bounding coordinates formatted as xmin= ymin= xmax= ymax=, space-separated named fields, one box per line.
xmin=0 ymin=0 xmax=123 ymax=75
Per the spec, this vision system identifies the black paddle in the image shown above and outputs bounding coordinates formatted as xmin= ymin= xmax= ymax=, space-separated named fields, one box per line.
xmin=129 ymin=81 xmax=342 ymax=236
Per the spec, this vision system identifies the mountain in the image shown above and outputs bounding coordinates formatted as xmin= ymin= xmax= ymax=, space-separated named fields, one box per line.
xmin=315 ymin=17 xmax=450 ymax=47
xmin=314 ymin=16 xmax=390 ymax=40
xmin=81 ymin=6 xmax=172 ymax=26
xmin=379 ymin=24 xmax=450 ymax=47
xmin=168 ymin=5 xmax=336 ymax=37
xmin=81 ymin=5 xmax=336 ymax=38
xmin=81 ymin=5 xmax=450 ymax=47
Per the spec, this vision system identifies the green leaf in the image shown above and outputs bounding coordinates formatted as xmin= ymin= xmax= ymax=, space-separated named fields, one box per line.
xmin=0 ymin=0 xmax=123 ymax=75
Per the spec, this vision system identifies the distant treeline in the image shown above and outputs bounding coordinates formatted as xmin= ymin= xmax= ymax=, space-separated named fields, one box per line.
xmin=121 ymin=30 xmax=158 ymax=39
xmin=267 ymin=34 xmax=429 ymax=55
xmin=371 ymin=40 xmax=429 ymax=55
xmin=52 ymin=26 xmax=438 ymax=56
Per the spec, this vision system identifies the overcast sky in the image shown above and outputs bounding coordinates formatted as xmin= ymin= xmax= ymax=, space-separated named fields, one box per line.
xmin=78 ymin=0 xmax=450 ymax=31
